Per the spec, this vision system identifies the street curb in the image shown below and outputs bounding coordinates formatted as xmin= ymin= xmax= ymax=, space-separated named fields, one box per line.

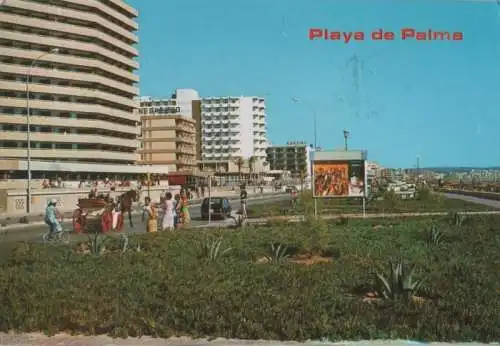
xmin=245 ymin=210 xmax=500 ymax=225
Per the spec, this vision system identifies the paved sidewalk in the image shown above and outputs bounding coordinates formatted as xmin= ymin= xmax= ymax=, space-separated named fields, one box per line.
xmin=0 ymin=334 xmax=492 ymax=346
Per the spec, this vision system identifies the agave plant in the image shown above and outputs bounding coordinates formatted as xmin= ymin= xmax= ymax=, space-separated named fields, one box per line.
xmin=200 ymin=237 xmax=232 ymax=262
xmin=455 ymin=214 xmax=467 ymax=227
xmin=374 ymin=259 xmax=423 ymax=301
xmin=427 ymin=225 xmax=444 ymax=246
xmin=0 ymin=225 xmax=6 ymax=243
xmin=230 ymin=215 xmax=245 ymax=228
xmin=85 ymin=233 xmax=108 ymax=255
xmin=119 ymin=233 xmax=129 ymax=253
xmin=448 ymin=211 xmax=467 ymax=227
xmin=264 ymin=243 xmax=290 ymax=263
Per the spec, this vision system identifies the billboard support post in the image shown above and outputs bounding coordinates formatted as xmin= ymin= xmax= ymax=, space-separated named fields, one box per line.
xmin=362 ymin=196 xmax=366 ymax=217
xmin=314 ymin=197 xmax=318 ymax=218
xmin=208 ymin=175 xmax=212 ymax=225
xmin=311 ymin=156 xmax=318 ymax=218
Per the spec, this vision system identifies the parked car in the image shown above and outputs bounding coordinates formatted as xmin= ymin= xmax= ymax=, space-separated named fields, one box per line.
xmin=201 ymin=197 xmax=232 ymax=220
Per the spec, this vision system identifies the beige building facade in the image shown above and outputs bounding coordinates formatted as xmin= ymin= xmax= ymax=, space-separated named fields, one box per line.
xmin=139 ymin=115 xmax=197 ymax=173
xmin=0 ymin=0 xmax=142 ymax=179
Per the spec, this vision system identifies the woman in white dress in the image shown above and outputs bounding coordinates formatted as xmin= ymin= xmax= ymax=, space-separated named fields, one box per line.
xmin=161 ymin=192 xmax=175 ymax=231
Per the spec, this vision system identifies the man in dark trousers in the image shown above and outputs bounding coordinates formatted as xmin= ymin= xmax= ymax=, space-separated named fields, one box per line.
xmin=240 ymin=185 xmax=248 ymax=218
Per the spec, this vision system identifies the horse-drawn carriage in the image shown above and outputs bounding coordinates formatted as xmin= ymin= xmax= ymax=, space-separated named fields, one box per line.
xmin=78 ymin=197 xmax=108 ymax=211
xmin=76 ymin=189 xmax=140 ymax=233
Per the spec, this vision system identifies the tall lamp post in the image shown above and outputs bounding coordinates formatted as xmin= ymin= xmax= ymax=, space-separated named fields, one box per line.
xmin=26 ymin=48 xmax=59 ymax=213
xmin=343 ymin=129 xmax=350 ymax=151
xmin=416 ymin=155 xmax=421 ymax=184
xmin=292 ymin=97 xmax=317 ymax=150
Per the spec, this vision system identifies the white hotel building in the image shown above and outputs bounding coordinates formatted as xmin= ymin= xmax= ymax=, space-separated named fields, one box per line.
xmin=199 ymin=96 xmax=268 ymax=173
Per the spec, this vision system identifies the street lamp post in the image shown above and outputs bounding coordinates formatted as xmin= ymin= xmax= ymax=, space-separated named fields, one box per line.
xmin=292 ymin=97 xmax=317 ymax=150
xmin=343 ymin=129 xmax=350 ymax=151
xmin=416 ymin=155 xmax=421 ymax=184
xmin=26 ymin=48 xmax=59 ymax=213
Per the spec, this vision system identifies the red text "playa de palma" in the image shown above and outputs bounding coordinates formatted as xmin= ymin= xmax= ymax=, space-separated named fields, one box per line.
xmin=309 ymin=28 xmax=463 ymax=43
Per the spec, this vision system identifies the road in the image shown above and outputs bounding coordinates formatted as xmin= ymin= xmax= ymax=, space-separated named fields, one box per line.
xmin=442 ymin=192 xmax=500 ymax=209
xmin=0 ymin=194 xmax=289 ymax=245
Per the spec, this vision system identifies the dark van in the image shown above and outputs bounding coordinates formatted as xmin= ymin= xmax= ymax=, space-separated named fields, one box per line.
xmin=201 ymin=197 xmax=232 ymax=220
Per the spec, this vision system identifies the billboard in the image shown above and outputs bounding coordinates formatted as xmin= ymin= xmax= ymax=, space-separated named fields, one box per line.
xmin=313 ymin=160 xmax=366 ymax=198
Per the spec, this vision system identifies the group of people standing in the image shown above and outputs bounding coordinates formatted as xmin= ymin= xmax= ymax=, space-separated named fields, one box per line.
xmin=142 ymin=191 xmax=191 ymax=233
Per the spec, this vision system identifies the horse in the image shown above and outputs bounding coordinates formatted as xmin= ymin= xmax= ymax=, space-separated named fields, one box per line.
xmin=118 ymin=189 xmax=140 ymax=227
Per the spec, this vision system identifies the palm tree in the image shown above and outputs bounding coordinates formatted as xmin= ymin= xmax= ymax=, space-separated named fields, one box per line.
xmin=248 ymin=156 xmax=257 ymax=191
xmin=248 ymin=156 xmax=256 ymax=181
xmin=233 ymin=156 xmax=245 ymax=184
xmin=298 ymin=166 xmax=308 ymax=191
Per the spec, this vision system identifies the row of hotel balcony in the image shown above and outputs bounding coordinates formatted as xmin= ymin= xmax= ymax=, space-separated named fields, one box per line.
xmin=142 ymin=124 xmax=196 ymax=134
xmin=0 ymin=28 xmax=137 ymax=71
xmin=0 ymin=60 xmax=137 ymax=96
xmin=202 ymin=134 xmax=267 ymax=142
xmin=203 ymin=128 xmax=266 ymax=135
xmin=201 ymin=97 xmax=264 ymax=104
xmin=201 ymin=111 xmax=266 ymax=120
xmin=138 ymin=158 xmax=197 ymax=166
xmin=201 ymin=105 xmax=265 ymax=111
xmin=139 ymin=147 xmax=196 ymax=155
xmin=2 ymin=0 xmax=138 ymax=41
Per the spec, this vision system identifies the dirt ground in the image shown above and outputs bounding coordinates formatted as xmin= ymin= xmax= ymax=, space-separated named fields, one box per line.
xmin=0 ymin=333 xmax=490 ymax=346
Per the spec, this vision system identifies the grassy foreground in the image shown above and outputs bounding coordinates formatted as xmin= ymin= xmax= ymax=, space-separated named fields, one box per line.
xmin=248 ymin=189 xmax=495 ymax=218
xmin=0 ymin=212 xmax=499 ymax=341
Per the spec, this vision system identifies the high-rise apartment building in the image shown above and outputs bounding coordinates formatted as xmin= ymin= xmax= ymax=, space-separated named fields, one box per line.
xmin=137 ymin=90 xmax=200 ymax=173
xmin=266 ymin=141 xmax=311 ymax=176
xmin=0 ymin=0 xmax=141 ymax=178
xmin=195 ymin=96 xmax=268 ymax=173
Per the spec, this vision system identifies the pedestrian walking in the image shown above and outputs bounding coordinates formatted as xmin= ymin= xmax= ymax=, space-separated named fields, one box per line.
xmin=101 ymin=204 xmax=113 ymax=233
xmin=161 ymin=192 xmax=175 ymax=231
xmin=240 ymin=186 xmax=248 ymax=218
xmin=72 ymin=203 xmax=87 ymax=234
xmin=145 ymin=202 xmax=158 ymax=233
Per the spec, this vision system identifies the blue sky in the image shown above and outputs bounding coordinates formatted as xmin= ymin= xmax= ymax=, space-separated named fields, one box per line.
xmin=127 ymin=0 xmax=500 ymax=168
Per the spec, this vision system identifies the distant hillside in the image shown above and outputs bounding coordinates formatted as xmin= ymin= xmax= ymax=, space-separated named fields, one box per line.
xmin=423 ymin=167 xmax=500 ymax=173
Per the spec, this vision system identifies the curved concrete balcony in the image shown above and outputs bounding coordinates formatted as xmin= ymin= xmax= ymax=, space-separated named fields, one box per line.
xmin=0 ymin=30 xmax=137 ymax=70
xmin=0 ymin=63 xmax=138 ymax=96
xmin=0 ymin=114 xmax=139 ymax=136
xmin=0 ymin=97 xmax=139 ymax=123
xmin=61 ymin=0 xmax=138 ymax=31
xmin=0 ymin=81 xmax=136 ymax=109
xmin=108 ymin=0 xmax=138 ymax=18
xmin=0 ymin=12 xmax=137 ymax=58
xmin=1 ymin=131 xmax=138 ymax=149
xmin=2 ymin=148 xmax=138 ymax=162
xmin=0 ymin=46 xmax=138 ymax=83
xmin=6 ymin=0 xmax=138 ymax=43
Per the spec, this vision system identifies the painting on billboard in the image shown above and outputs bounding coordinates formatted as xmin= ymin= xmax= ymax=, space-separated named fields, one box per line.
xmin=313 ymin=160 xmax=365 ymax=197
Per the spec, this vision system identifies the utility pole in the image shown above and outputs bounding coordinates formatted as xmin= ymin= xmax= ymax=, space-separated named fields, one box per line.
xmin=416 ymin=155 xmax=420 ymax=183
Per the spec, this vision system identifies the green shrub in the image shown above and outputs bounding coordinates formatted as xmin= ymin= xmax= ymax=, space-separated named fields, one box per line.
xmin=0 ymin=215 xmax=499 ymax=341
